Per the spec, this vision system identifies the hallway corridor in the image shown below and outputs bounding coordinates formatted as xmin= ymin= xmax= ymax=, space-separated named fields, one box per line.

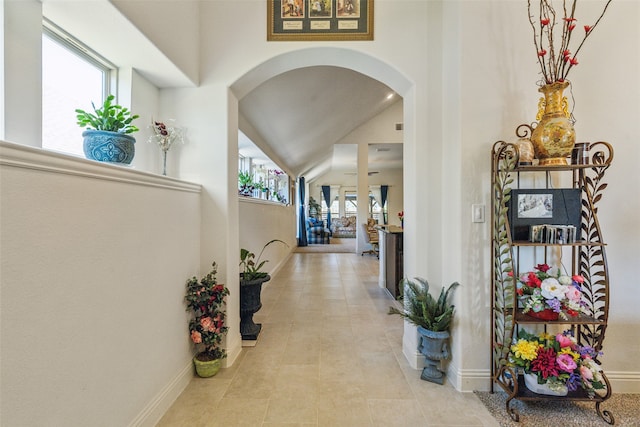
xmin=158 ymin=253 xmax=498 ymax=426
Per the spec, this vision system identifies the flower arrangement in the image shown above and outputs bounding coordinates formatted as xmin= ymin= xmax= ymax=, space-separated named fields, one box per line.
xmin=148 ymin=119 xmax=184 ymax=152
xmin=516 ymin=263 xmax=588 ymax=320
xmin=148 ymin=119 xmax=184 ymax=175
xmin=184 ymin=262 xmax=229 ymax=361
xmin=527 ymin=0 xmax=612 ymax=85
xmin=510 ymin=329 xmax=605 ymax=397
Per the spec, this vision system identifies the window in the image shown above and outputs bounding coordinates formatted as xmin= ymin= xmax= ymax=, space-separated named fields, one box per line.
xmin=345 ymin=192 xmax=358 ymax=217
xmin=42 ymin=20 xmax=114 ymax=156
xmin=238 ymin=131 xmax=290 ymax=204
xmin=320 ymin=196 xmax=338 ymax=223
xmin=369 ymin=193 xmax=382 ymax=223
xmin=342 ymin=191 xmax=381 ymax=222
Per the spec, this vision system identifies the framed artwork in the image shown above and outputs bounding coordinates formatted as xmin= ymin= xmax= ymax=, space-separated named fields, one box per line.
xmin=267 ymin=0 xmax=374 ymax=41
xmin=507 ymin=188 xmax=581 ymax=242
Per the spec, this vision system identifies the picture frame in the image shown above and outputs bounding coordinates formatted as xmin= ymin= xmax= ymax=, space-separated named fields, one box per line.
xmin=507 ymin=188 xmax=582 ymax=242
xmin=267 ymin=0 xmax=374 ymax=41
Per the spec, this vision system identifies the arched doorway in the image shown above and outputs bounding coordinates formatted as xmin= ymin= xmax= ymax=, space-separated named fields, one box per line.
xmin=228 ymin=47 xmax=421 ymax=367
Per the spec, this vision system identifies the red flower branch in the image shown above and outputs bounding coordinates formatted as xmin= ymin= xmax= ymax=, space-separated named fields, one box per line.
xmin=527 ymin=0 xmax=612 ymax=85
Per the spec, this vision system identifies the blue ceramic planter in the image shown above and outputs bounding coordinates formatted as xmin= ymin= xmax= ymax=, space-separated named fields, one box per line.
xmin=417 ymin=326 xmax=450 ymax=384
xmin=82 ymin=130 xmax=136 ymax=165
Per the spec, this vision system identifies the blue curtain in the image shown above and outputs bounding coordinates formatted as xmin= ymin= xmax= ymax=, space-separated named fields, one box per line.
xmin=298 ymin=177 xmax=308 ymax=246
xmin=321 ymin=185 xmax=332 ymax=231
xmin=381 ymin=185 xmax=389 ymax=224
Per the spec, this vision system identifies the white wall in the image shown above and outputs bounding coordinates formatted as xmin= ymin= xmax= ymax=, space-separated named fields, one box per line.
xmin=111 ymin=0 xmax=200 ymax=85
xmin=3 ymin=0 xmax=42 ymax=145
xmin=0 ymin=142 xmax=202 ymax=426
xmin=239 ymin=199 xmax=297 ymax=275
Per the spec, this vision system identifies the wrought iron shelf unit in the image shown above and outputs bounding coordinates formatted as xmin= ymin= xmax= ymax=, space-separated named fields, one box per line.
xmin=514 ymin=311 xmax=604 ymax=325
xmin=512 ymin=375 xmax=611 ymax=402
xmin=511 ymin=240 xmax=606 ymax=247
xmin=490 ymin=125 xmax=614 ymax=424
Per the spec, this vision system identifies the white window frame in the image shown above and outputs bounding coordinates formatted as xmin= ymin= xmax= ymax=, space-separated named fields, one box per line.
xmin=43 ymin=18 xmax=117 ymax=98
xmin=42 ymin=18 xmax=117 ymax=155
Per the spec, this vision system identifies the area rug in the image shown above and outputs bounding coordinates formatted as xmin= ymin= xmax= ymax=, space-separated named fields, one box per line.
xmin=474 ymin=391 xmax=640 ymax=427
xmin=294 ymin=237 xmax=356 ymax=253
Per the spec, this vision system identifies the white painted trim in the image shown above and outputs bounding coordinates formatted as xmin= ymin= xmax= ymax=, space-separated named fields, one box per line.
xmin=226 ymin=331 xmax=245 ymax=363
xmin=448 ymin=366 xmax=492 ymax=392
xmin=603 ymin=371 xmax=640 ymax=394
xmin=128 ymin=361 xmax=193 ymax=427
xmin=450 ymin=368 xmax=640 ymax=393
xmin=0 ymin=140 xmax=201 ymax=193
xmin=403 ymin=337 xmax=423 ymax=370
xmin=238 ymin=195 xmax=290 ymax=207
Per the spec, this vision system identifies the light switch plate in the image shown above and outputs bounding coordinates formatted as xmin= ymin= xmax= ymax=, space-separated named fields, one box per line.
xmin=472 ymin=204 xmax=485 ymax=223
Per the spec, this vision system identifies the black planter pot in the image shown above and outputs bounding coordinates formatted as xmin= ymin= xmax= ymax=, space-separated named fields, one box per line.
xmin=240 ymin=274 xmax=270 ymax=340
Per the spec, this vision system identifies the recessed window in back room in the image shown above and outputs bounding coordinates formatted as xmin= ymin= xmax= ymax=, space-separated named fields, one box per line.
xmin=42 ymin=25 xmax=111 ymax=156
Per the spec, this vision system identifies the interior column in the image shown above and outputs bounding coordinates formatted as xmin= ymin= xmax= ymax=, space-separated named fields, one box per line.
xmin=356 ymin=143 xmax=368 ymax=254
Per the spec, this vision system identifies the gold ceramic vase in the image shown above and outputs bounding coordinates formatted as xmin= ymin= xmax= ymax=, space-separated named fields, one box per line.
xmin=530 ymin=81 xmax=575 ymax=166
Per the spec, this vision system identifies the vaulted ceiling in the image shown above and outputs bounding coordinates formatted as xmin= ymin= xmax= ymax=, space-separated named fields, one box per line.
xmin=238 ymin=66 xmax=402 ymax=181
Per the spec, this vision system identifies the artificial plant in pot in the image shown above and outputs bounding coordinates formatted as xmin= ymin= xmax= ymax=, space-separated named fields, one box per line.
xmin=185 ymin=262 xmax=230 ymax=377
xmin=308 ymin=196 xmax=321 ymax=219
xmin=238 ymin=171 xmax=255 ymax=197
xmin=239 ymin=239 xmax=288 ymax=340
xmin=75 ymin=94 xmax=140 ymax=165
xmin=388 ymin=278 xmax=459 ymax=384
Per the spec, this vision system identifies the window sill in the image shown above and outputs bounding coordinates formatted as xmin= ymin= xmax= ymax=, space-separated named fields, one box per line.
xmin=0 ymin=140 xmax=201 ymax=193
xmin=238 ymin=195 xmax=289 ymax=207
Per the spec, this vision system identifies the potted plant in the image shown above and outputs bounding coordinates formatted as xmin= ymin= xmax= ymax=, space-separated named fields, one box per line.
xmin=184 ymin=262 xmax=230 ymax=377
xmin=308 ymin=197 xmax=321 ymax=219
xmin=239 ymin=239 xmax=287 ymax=340
xmin=238 ymin=170 xmax=255 ymax=196
xmin=75 ymin=94 xmax=140 ymax=164
xmin=388 ymin=277 xmax=459 ymax=384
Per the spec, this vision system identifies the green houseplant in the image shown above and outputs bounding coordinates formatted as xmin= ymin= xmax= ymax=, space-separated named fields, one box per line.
xmin=239 ymin=239 xmax=288 ymax=282
xmin=75 ymin=94 xmax=140 ymax=164
xmin=389 ymin=278 xmax=459 ymax=384
xmin=308 ymin=196 xmax=321 ymax=219
xmin=239 ymin=239 xmax=288 ymax=340
xmin=388 ymin=278 xmax=459 ymax=332
xmin=238 ymin=170 xmax=255 ymax=196
xmin=184 ymin=262 xmax=230 ymax=377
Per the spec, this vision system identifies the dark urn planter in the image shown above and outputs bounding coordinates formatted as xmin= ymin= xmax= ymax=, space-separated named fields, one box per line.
xmin=240 ymin=274 xmax=270 ymax=340
xmin=82 ymin=129 xmax=136 ymax=165
xmin=417 ymin=326 xmax=450 ymax=385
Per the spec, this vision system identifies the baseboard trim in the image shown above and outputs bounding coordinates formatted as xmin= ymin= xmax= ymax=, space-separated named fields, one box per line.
xmin=402 ymin=338 xmax=423 ymax=370
xmin=128 ymin=361 xmax=193 ymax=427
xmin=604 ymin=371 xmax=640 ymax=393
xmin=448 ymin=366 xmax=492 ymax=392
xmin=451 ymin=368 xmax=640 ymax=393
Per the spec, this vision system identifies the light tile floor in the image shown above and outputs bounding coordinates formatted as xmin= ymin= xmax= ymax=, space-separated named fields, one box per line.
xmin=158 ymin=253 xmax=499 ymax=427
